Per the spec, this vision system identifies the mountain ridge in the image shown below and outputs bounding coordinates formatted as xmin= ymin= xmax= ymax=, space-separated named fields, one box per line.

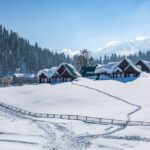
xmin=61 ymin=37 xmax=150 ymax=59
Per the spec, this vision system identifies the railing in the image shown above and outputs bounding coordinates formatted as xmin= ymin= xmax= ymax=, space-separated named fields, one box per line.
xmin=0 ymin=101 xmax=150 ymax=126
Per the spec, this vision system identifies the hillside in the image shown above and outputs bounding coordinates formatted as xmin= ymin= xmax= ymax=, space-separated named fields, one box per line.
xmin=0 ymin=25 xmax=71 ymax=76
xmin=93 ymin=37 xmax=150 ymax=59
xmin=0 ymin=75 xmax=150 ymax=122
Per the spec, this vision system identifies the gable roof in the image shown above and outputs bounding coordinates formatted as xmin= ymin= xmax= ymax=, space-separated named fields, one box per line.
xmin=37 ymin=67 xmax=58 ymax=78
xmin=38 ymin=63 xmax=81 ymax=79
xmin=124 ymin=64 xmax=141 ymax=73
xmin=136 ymin=59 xmax=150 ymax=70
xmin=114 ymin=57 xmax=131 ymax=70
xmin=114 ymin=57 xmax=141 ymax=73
xmin=58 ymin=63 xmax=81 ymax=77
xmin=95 ymin=58 xmax=141 ymax=74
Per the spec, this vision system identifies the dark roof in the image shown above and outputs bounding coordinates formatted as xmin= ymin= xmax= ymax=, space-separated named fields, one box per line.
xmin=61 ymin=63 xmax=81 ymax=77
xmin=81 ymin=66 xmax=96 ymax=71
xmin=136 ymin=59 xmax=150 ymax=70
xmin=80 ymin=66 xmax=97 ymax=76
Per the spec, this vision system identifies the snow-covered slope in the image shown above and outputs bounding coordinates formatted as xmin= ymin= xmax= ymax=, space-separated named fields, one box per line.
xmin=2 ymin=106 xmax=150 ymax=150
xmin=1 ymin=76 xmax=150 ymax=149
xmin=0 ymin=74 xmax=150 ymax=121
xmin=0 ymin=81 xmax=134 ymax=120
xmin=1 ymin=75 xmax=150 ymax=149
xmin=93 ymin=37 xmax=150 ymax=59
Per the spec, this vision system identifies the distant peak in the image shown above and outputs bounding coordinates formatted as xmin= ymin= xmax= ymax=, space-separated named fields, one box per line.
xmin=61 ymin=48 xmax=80 ymax=58
xmin=93 ymin=37 xmax=150 ymax=59
xmin=106 ymin=41 xmax=121 ymax=47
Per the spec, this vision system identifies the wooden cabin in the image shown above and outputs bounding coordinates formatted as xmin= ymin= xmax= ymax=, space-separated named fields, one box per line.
xmin=124 ymin=64 xmax=140 ymax=77
xmin=112 ymin=58 xmax=141 ymax=77
xmin=37 ymin=67 xmax=58 ymax=83
xmin=135 ymin=59 xmax=150 ymax=72
xmin=38 ymin=73 xmax=49 ymax=83
xmin=37 ymin=63 xmax=81 ymax=83
xmin=95 ymin=58 xmax=141 ymax=79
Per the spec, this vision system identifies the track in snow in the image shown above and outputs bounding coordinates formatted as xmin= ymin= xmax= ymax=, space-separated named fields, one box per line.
xmin=0 ymin=106 xmax=90 ymax=150
xmin=72 ymin=80 xmax=141 ymax=123
xmin=0 ymin=95 xmax=149 ymax=149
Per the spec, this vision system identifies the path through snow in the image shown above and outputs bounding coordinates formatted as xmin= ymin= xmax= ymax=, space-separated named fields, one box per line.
xmin=72 ymin=79 xmax=141 ymax=123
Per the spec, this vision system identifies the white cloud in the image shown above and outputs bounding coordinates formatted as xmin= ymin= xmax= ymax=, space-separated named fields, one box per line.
xmin=136 ymin=36 xmax=150 ymax=41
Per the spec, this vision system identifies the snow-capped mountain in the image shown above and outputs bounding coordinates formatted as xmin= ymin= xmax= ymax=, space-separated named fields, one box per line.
xmin=61 ymin=37 xmax=150 ymax=59
xmin=93 ymin=37 xmax=150 ymax=59
xmin=61 ymin=48 xmax=80 ymax=58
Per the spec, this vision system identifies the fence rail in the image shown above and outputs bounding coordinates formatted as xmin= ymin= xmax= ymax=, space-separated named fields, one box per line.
xmin=0 ymin=101 xmax=150 ymax=126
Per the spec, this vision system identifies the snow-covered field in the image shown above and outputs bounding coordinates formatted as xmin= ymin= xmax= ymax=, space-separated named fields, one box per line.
xmin=1 ymin=106 xmax=150 ymax=150
xmin=0 ymin=74 xmax=150 ymax=149
xmin=0 ymin=79 xmax=136 ymax=120
xmin=76 ymin=74 xmax=150 ymax=121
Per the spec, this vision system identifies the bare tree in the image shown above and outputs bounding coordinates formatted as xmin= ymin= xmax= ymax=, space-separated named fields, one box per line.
xmin=76 ymin=49 xmax=90 ymax=70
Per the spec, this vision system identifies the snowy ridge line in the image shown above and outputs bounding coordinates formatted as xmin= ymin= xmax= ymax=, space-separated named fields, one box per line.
xmin=72 ymin=81 xmax=141 ymax=124
xmin=0 ymin=101 xmax=149 ymax=126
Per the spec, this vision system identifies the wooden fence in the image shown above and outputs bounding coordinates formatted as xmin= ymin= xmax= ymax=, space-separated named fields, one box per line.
xmin=0 ymin=101 xmax=150 ymax=126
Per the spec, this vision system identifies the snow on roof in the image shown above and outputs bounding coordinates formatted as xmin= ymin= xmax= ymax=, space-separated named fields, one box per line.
xmin=59 ymin=63 xmax=81 ymax=77
xmin=67 ymin=64 xmax=81 ymax=77
xmin=140 ymin=59 xmax=150 ymax=70
xmin=95 ymin=62 xmax=117 ymax=74
xmin=124 ymin=64 xmax=141 ymax=72
xmin=95 ymin=57 xmax=141 ymax=74
xmin=14 ymin=73 xmax=36 ymax=78
xmin=37 ymin=63 xmax=81 ymax=78
xmin=37 ymin=67 xmax=58 ymax=78
xmin=120 ymin=58 xmax=141 ymax=73
xmin=114 ymin=57 xmax=131 ymax=69
xmin=112 ymin=57 xmax=141 ymax=73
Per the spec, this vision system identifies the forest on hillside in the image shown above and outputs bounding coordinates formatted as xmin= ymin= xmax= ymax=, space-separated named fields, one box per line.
xmin=97 ymin=50 xmax=150 ymax=65
xmin=1 ymin=25 xmax=150 ymax=77
xmin=0 ymin=25 xmax=72 ymax=76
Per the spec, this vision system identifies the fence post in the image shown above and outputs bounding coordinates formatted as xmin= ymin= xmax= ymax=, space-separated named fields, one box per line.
xmin=99 ymin=118 xmax=101 ymax=124
xmin=111 ymin=119 xmax=113 ymax=124
xmin=141 ymin=122 xmax=143 ymax=126
xmin=77 ymin=116 xmax=78 ymax=120
xmin=85 ymin=116 xmax=87 ymax=121
xmin=125 ymin=121 xmax=128 ymax=126
xmin=68 ymin=115 xmax=70 ymax=120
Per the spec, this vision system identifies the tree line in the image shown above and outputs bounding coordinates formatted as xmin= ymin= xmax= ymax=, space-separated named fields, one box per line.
xmin=97 ymin=51 xmax=150 ymax=65
xmin=1 ymin=25 xmax=150 ymax=77
xmin=0 ymin=25 xmax=72 ymax=76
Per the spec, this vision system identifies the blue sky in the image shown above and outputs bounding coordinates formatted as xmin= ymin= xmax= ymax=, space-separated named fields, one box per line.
xmin=0 ymin=0 xmax=150 ymax=51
